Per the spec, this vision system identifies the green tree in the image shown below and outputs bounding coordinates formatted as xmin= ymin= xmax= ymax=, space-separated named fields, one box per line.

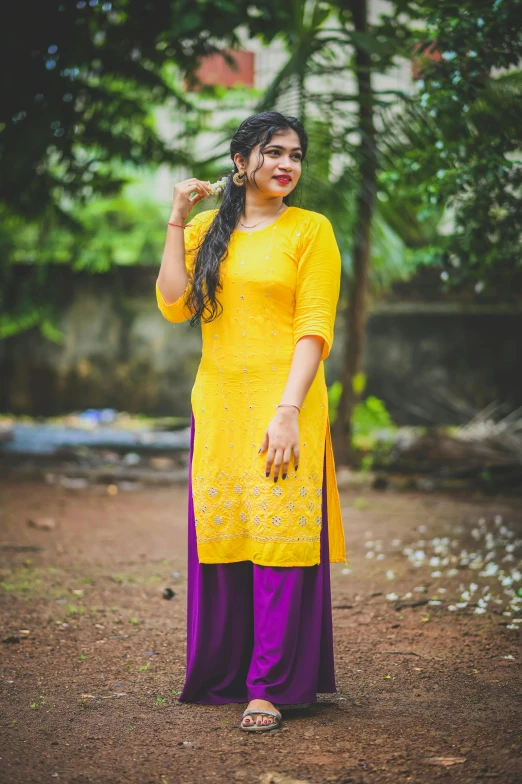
xmin=389 ymin=0 xmax=522 ymax=293
xmin=0 ymin=0 xmax=269 ymax=338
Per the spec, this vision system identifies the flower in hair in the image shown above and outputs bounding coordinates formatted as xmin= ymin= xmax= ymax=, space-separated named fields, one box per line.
xmin=207 ymin=176 xmax=229 ymax=196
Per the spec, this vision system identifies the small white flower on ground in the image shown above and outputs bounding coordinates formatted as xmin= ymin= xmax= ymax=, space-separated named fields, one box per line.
xmin=386 ymin=570 xmax=395 ymax=580
xmin=480 ymin=562 xmax=498 ymax=577
xmin=503 ymin=655 xmax=515 ymax=660
xmin=474 ymin=607 xmax=486 ymax=614
xmin=448 ymin=605 xmax=457 ymax=611
xmin=431 ymin=571 xmax=442 ymax=578
xmin=366 ymin=551 xmax=375 ymax=559
xmin=428 ymin=600 xmax=442 ymax=605
xmin=386 ymin=592 xmax=399 ymax=601
xmin=341 ymin=568 xmax=352 ymax=575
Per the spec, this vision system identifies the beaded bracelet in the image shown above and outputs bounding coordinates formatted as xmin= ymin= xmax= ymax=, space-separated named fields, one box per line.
xmin=168 ymin=221 xmax=193 ymax=229
xmin=277 ymin=404 xmax=300 ymax=413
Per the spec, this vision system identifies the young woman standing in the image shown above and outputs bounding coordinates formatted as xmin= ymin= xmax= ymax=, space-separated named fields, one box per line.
xmin=156 ymin=111 xmax=346 ymax=732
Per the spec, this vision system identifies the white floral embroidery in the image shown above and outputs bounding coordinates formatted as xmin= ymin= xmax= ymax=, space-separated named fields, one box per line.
xmin=316 ymin=487 xmax=322 ymax=497
xmin=234 ymin=484 xmax=243 ymax=494
xmin=213 ymin=515 xmax=224 ymax=525
xmin=308 ymin=501 xmax=315 ymax=512
xmin=299 ymin=487 xmax=307 ymax=497
xmin=224 ymin=499 xmax=232 ymax=509
xmin=315 ymin=515 xmax=322 ymax=525
xmin=260 ymin=500 xmax=268 ymax=510
xmin=298 ymin=516 xmax=307 ymax=526
xmin=272 ymin=486 xmax=283 ymax=496
xmin=239 ymin=512 xmax=248 ymax=522
xmin=208 ymin=487 xmax=218 ymax=497
xmin=272 ymin=515 xmax=282 ymax=526
xmin=287 ymin=502 xmax=295 ymax=511
xmin=252 ymin=486 xmax=261 ymax=497
xmin=200 ymin=504 xmax=207 ymax=513
xmin=253 ymin=515 xmax=261 ymax=525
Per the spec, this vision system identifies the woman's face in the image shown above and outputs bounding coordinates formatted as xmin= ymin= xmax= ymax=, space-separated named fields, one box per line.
xmin=236 ymin=128 xmax=303 ymax=198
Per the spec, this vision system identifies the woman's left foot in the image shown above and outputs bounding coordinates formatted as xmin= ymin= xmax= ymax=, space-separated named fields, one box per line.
xmin=241 ymin=698 xmax=280 ymax=728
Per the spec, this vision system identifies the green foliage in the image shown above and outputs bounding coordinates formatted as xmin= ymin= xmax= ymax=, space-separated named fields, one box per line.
xmin=388 ymin=0 xmax=522 ymax=292
xmin=0 ymin=0 xmax=270 ymax=223
xmin=353 ymin=395 xmax=395 ymax=437
xmin=0 ymin=191 xmax=166 ymax=339
xmin=328 ymin=380 xmax=343 ymax=424
xmin=328 ymin=380 xmax=396 ymax=455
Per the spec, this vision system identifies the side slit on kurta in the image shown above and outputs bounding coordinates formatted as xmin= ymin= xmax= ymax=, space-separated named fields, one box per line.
xmin=178 ymin=412 xmax=337 ymax=705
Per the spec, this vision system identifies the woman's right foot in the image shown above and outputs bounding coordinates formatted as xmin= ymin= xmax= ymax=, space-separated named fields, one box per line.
xmin=241 ymin=698 xmax=280 ymax=728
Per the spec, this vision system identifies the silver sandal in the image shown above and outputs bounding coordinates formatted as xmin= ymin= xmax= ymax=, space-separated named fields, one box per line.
xmin=240 ymin=708 xmax=282 ymax=732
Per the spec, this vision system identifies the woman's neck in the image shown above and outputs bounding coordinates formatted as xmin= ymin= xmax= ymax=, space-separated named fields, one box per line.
xmin=241 ymin=193 xmax=285 ymax=222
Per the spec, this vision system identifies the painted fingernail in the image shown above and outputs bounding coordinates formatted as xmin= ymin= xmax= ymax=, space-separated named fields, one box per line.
xmin=274 ymin=476 xmax=278 ymax=482
xmin=295 ymin=466 xmax=299 ymax=472
xmin=265 ymin=472 xmax=270 ymax=478
xmin=282 ymin=473 xmax=287 ymax=480
xmin=258 ymin=448 xmax=261 ymax=453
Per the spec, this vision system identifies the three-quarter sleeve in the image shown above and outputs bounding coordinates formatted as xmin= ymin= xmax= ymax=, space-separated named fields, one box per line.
xmin=156 ymin=209 xmax=216 ymax=323
xmin=293 ymin=213 xmax=341 ymax=361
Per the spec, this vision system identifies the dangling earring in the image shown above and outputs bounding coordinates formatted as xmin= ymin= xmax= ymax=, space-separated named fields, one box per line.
xmin=233 ymin=169 xmax=246 ymax=187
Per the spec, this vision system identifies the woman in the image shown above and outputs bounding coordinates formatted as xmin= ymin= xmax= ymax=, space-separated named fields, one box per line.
xmin=156 ymin=111 xmax=346 ymax=733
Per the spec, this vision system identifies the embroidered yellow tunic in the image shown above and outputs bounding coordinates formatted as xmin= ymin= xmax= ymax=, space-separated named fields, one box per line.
xmin=156 ymin=205 xmax=346 ymax=567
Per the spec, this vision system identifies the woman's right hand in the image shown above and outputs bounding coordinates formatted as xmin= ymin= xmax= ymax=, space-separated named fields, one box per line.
xmin=171 ymin=178 xmax=213 ymax=222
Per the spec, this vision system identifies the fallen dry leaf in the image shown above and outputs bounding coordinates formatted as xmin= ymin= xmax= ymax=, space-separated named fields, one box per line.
xmin=259 ymin=773 xmax=311 ymax=784
xmin=27 ymin=517 xmax=56 ymax=531
xmin=424 ymin=757 xmax=467 ymax=767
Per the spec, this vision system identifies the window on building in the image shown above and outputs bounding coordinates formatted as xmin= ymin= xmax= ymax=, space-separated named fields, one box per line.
xmin=186 ymin=49 xmax=255 ymax=91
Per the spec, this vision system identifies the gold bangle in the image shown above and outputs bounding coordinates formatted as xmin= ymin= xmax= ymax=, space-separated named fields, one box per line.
xmin=277 ymin=404 xmax=300 ymax=413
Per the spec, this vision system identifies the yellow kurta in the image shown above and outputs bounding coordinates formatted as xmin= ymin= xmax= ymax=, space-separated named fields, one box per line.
xmin=156 ymin=205 xmax=346 ymax=567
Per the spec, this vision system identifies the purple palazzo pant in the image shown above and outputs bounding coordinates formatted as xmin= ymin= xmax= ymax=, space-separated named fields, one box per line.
xmin=178 ymin=412 xmax=337 ymax=705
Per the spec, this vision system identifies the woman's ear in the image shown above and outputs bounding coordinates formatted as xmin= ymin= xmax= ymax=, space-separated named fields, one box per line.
xmin=233 ymin=153 xmax=247 ymax=171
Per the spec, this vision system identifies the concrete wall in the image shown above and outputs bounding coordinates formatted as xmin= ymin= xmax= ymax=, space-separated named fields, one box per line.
xmin=1 ymin=265 xmax=521 ymax=425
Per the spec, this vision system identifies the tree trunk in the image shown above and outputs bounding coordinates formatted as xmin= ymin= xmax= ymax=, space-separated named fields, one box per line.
xmin=332 ymin=0 xmax=377 ymax=466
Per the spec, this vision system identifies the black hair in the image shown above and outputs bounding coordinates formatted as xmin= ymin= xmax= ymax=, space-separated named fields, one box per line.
xmin=185 ymin=111 xmax=308 ymax=326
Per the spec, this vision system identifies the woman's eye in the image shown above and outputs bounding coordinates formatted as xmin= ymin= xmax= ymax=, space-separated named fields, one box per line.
xmin=267 ymin=150 xmax=301 ymax=161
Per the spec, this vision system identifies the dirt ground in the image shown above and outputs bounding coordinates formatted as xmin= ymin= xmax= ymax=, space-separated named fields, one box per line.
xmin=0 ymin=476 xmax=521 ymax=784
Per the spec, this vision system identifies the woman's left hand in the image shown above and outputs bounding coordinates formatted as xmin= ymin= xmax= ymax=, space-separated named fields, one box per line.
xmin=259 ymin=408 xmax=300 ymax=481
